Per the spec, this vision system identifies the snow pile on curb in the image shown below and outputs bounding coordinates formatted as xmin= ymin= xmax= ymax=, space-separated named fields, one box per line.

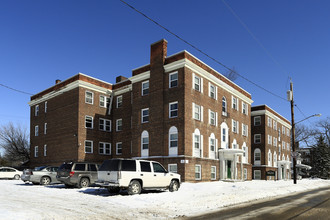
xmin=0 ymin=179 xmax=329 ymax=219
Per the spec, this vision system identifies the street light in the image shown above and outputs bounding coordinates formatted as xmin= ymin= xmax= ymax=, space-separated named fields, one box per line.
xmin=295 ymin=114 xmax=322 ymax=125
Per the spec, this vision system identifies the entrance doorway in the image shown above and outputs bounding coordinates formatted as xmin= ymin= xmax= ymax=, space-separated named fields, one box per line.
xmin=227 ymin=160 xmax=232 ymax=179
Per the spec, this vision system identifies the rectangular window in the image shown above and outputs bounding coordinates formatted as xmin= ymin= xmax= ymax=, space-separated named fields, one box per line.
xmin=287 ymin=128 xmax=290 ymax=136
xmin=44 ymin=102 xmax=47 ymax=113
xmin=35 ymin=105 xmax=39 ymax=116
xmin=99 ymin=118 xmax=111 ymax=132
xmin=85 ymin=140 xmax=93 ymax=153
xmin=116 ymin=95 xmax=122 ymax=108
xmin=282 ymin=126 xmax=285 ymax=135
xmin=85 ymin=91 xmax=93 ymax=104
xmin=85 ymin=116 xmax=93 ymax=129
xmin=282 ymin=141 xmax=286 ymax=149
xmin=242 ymin=102 xmax=248 ymax=115
xmin=273 ymin=120 xmax=277 ymax=130
xmin=254 ymin=170 xmax=261 ymax=180
xmin=194 ymin=75 xmax=201 ymax=92
xmin=168 ymin=164 xmax=178 ymax=173
xmin=268 ymin=135 xmax=272 ymax=145
xmin=35 ymin=125 xmax=39 ymax=136
xmin=170 ymin=133 xmax=178 ymax=148
xmin=209 ymin=84 xmax=216 ymax=99
xmin=254 ymin=134 xmax=261 ymax=144
xmin=232 ymin=120 xmax=239 ymax=134
xmin=169 ymin=71 xmax=178 ymax=88
xmin=99 ymin=142 xmax=111 ymax=155
xmin=142 ymin=137 xmax=149 ymax=150
xmin=99 ymin=95 xmax=110 ymax=108
xmin=116 ymin=119 xmax=122 ymax=131
xmin=254 ymin=116 xmax=261 ymax=126
xmin=242 ymin=124 xmax=248 ymax=136
xmin=44 ymin=144 xmax=47 ymax=157
xmin=195 ymin=165 xmax=201 ymax=180
xmin=209 ymin=110 xmax=216 ymax=126
xmin=244 ymin=168 xmax=248 ymax=180
xmin=34 ymin=146 xmax=38 ymax=157
xmin=211 ymin=166 xmax=216 ymax=180
xmin=169 ymin=102 xmax=178 ymax=118
xmin=273 ymin=137 xmax=277 ymax=146
xmin=141 ymin=108 xmax=149 ymax=123
xmin=116 ymin=142 xmax=122 ymax=155
xmin=268 ymin=117 xmax=272 ymax=127
xmin=142 ymin=80 xmax=149 ymax=96
xmin=232 ymin=96 xmax=238 ymax=110
xmin=194 ymin=104 xmax=201 ymax=120
xmin=44 ymin=123 xmax=47 ymax=135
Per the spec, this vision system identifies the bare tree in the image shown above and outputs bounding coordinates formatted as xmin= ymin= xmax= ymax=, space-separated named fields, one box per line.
xmin=0 ymin=123 xmax=30 ymax=166
xmin=295 ymin=124 xmax=319 ymax=147
xmin=316 ymin=117 xmax=330 ymax=145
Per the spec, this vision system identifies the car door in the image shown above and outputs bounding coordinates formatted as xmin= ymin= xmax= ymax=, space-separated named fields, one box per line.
xmin=139 ymin=161 xmax=154 ymax=188
xmin=0 ymin=168 xmax=6 ymax=178
xmin=152 ymin=162 xmax=170 ymax=187
xmin=49 ymin=167 xmax=58 ymax=182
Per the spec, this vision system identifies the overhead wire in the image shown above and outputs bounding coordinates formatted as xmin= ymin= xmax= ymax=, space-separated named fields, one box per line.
xmin=0 ymin=83 xmax=33 ymax=96
xmin=119 ymin=0 xmax=288 ymax=102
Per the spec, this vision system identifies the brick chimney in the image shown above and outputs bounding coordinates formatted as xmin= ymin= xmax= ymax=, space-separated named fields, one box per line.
xmin=55 ymin=79 xmax=61 ymax=84
xmin=150 ymin=39 xmax=167 ymax=67
xmin=116 ymin=76 xmax=128 ymax=83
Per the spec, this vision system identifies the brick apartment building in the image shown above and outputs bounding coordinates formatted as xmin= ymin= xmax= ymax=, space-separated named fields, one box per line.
xmin=29 ymin=39 xmax=254 ymax=182
xmin=251 ymin=105 xmax=292 ymax=180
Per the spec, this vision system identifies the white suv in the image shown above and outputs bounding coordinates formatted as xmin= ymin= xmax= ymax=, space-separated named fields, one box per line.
xmin=96 ymin=159 xmax=181 ymax=195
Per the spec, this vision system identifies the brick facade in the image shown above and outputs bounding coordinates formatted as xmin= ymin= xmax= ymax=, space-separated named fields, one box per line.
xmin=29 ymin=39 xmax=260 ymax=182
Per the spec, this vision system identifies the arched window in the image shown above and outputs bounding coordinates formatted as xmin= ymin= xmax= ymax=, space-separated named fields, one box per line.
xmin=232 ymin=139 xmax=238 ymax=149
xmin=254 ymin=148 xmax=261 ymax=165
xmin=169 ymin=126 xmax=178 ymax=156
xmin=222 ymin=97 xmax=227 ymax=115
xmin=209 ymin=133 xmax=216 ymax=159
xmin=141 ymin=130 xmax=149 ymax=157
xmin=282 ymin=154 xmax=285 ymax=161
xmin=220 ymin=122 xmax=229 ymax=149
xmin=193 ymin=128 xmax=202 ymax=157
xmin=268 ymin=150 xmax=272 ymax=166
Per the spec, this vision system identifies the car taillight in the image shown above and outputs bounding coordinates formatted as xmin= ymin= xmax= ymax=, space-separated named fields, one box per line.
xmin=69 ymin=171 xmax=75 ymax=177
xmin=30 ymin=171 xmax=33 ymax=175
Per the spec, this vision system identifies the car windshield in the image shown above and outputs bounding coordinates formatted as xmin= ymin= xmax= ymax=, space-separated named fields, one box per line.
xmin=58 ymin=163 xmax=73 ymax=171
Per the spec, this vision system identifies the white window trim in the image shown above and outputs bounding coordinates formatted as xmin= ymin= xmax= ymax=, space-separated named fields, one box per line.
xmin=242 ymin=102 xmax=248 ymax=115
xmin=169 ymin=101 xmax=178 ymax=118
xmin=116 ymin=142 xmax=122 ymax=155
xmin=84 ymin=140 xmax=93 ymax=154
xmin=99 ymin=118 xmax=111 ymax=132
xmin=254 ymin=134 xmax=261 ymax=144
xmin=211 ymin=166 xmax=216 ymax=180
xmin=193 ymin=73 xmax=203 ymax=93
xmin=168 ymin=164 xmax=178 ymax=173
xmin=44 ymin=123 xmax=47 ymax=135
xmin=232 ymin=96 xmax=239 ymax=111
xmin=193 ymin=103 xmax=202 ymax=121
xmin=254 ymin=116 xmax=261 ymax=126
xmin=169 ymin=71 xmax=178 ymax=88
xmin=35 ymin=105 xmax=39 ymax=116
xmin=141 ymin=108 xmax=149 ymax=123
xmin=99 ymin=142 xmax=111 ymax=155
xmin=209 ymin=109 xmax=216 ymax=126
xmin=195 ymin=164 xmax=202 ymax=180
xmin=116 ymin=119 xmax=122 ymax=131
xmin=116 ymin=95 xmax=123 ymax=108
xmin=85 ymin=91 xmax=94 ymax=104
xmin=34 ymin=146 xmax=38 ymax=157
xmin=254 ymin=170 xmax=261 ymax=180
xmin=35 ymin=125 xmax=39 ymax=136
xmin=44 ymin=144 xmax=47 ymax=157
xmin=44 ymin=102 xmax=47 ymax=113
xmin=142 ymin=80 xmax=149 ymax=96
xmin=85 ymin=116 xmax=93 ymax=129
xmin=209 ymin=83 xmax=217 ymax=100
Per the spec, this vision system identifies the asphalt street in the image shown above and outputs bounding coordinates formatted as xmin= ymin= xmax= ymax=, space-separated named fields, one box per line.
xmin=187 ymin=186 xmax=330 ymax=220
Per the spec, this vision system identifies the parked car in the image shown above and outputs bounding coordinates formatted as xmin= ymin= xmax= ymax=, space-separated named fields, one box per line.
xmin=96 ymin=159 xmax=181 ymax=195
xmin=0 ymin=167 xmax=22 ymax=180
xmin=21 ymin=166 xmax=60 ymax=185
xmin=56 ymin=162 xmax=99 ymax=188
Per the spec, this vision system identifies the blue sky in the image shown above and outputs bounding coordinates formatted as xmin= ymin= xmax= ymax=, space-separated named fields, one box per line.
xmin=0 ymin=0 xmax=329 ymax=132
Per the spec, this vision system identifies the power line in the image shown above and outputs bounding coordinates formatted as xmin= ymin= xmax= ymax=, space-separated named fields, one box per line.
xmin=119 ymin=0 xmax=288 ymax=102
xmin=0 ymin=83 xmax=33 ymax=96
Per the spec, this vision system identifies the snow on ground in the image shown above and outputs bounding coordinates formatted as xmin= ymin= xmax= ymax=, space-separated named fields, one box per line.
xmin=0 ymin=179 xmax=329 ymax=220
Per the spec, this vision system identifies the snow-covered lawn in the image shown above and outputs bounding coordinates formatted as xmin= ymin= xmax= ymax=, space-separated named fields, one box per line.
xmin=0 ymin=179 xmax=329 ymax=220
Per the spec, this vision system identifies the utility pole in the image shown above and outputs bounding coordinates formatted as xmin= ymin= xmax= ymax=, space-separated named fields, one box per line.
xmin=288 ymin=79 xmax=297 ymax=184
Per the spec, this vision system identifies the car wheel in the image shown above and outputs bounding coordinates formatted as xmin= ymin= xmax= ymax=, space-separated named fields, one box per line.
xmin=128 ymin=180 xmax=142 ymax=195
xmin=79 ymin=178 xmax=90 ymax=188
xmin=13 ymin=174 xmax=20 ymax=180
xmin=169 ymin=180 xmax=179 ymax=192
xmin=108 ymin=186 xmax=120 ymax=194
xmin=40 ymin=176 xmax=51 ymax=185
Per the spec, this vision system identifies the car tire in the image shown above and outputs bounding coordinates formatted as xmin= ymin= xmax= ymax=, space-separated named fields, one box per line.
xmin=79 ymin=177 xmax=90 ymax=188
xmin=128 ymin=180 xmax=142 ymax=195
xmin=40 ymin=176 xmax=51 ymax=185
xmin=108 ymin=186 xmax=120 ymax=194
xmin=13 ymin=174 xmax=20 ymax=180
xmin=169 ymin=180 xmax=179 ymax=192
